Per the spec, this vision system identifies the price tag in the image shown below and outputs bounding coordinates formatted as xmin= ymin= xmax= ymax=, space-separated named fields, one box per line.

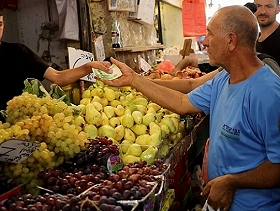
xmin=0 ymin=139 xmax=40 ymax=163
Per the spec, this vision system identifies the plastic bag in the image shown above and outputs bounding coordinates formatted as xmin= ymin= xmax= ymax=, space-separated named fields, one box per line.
xmin=182 ymin=0 xmax=207 ymax=37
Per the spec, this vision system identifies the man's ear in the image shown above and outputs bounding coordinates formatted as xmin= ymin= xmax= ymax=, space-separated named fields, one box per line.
xmin=227 ymin=32 xmax=237 ymax=52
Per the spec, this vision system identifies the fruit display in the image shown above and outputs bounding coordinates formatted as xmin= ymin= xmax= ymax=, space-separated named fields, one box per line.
xmin=147 ymin=59 xmax=206 ymax=80
xmin=0 ymin=153 xmax=169 ymax=211
xmin=79 ymin=81 xmax=185 ymax=165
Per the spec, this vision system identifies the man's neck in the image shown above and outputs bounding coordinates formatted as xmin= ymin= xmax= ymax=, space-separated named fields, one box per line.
xmin=259 ymin=21 xmax=279 ymax=42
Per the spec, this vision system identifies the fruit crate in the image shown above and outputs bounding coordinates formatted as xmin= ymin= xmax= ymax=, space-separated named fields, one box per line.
xmin=118 ymin=181 xmax=158 ymax=211
xmin=0 ymin=184 xmax=23 ymax=205
xmin=154 ymin=175 xmax=165 ymax=211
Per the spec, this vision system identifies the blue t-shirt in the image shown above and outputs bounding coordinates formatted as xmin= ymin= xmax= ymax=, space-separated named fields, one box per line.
xmin=188 ymin=65 xmax=280 ymax=211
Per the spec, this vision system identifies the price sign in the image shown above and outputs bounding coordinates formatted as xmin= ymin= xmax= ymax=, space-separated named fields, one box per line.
xmin=0 ymin=139 xmax=40 ymax=163
xmin=67 ymin=47 xmax=96 ymax=82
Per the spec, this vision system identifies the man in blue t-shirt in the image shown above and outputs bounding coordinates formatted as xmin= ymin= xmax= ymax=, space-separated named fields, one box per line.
xmin=97 ymin=5 xmax=280 ymax=211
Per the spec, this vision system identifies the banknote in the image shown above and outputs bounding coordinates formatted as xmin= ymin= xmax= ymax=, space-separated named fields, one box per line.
xmin=93 ymin=64 xmax=122 ymax=80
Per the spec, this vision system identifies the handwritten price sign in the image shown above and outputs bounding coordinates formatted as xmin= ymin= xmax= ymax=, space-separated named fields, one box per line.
xmin=67 ymin=47 xmax=95 ymax=82
xmin=0 ymin=139 xmax=40 ymax=163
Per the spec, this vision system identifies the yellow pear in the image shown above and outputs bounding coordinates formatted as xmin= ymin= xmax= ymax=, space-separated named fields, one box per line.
xmin=124 ymin=128 xmax=136 ymax=142
xmin=85 ymin=103 xmax=102 ymax=126
xmin=135 ymin=134 xmax=150 ymax=150
xmin=142 ymin=113 xmax=156 ymax=126
xmin=104 ymin=106 xmax=115 ymax=119
xmin=115 ymin=124 xmax=125 ymax=141
xmin=92 ymin=101 xmax=103 ymax=112
xmin=132 ymin=110 xmax=143 ymax=124
xmin=131 ymin=124 xmax=147 ymax=136
xmin=98 ymin=125 xmax=116 ymax=139
xmin=84 ymin=124 xmax=98 ymax=138
xmin=109 ymin=117 xmax=121 ymax=128
xmin=122 ymin=154 xmax=141 ymax=165
xmin=121 ymin=109 xmax=134 ymax=128
xmin=104 ymin=87 xmax=116 ymax=101
xmin=121 ymin=139 xmax=134 ymax=154
xmin=114 ymin=104 xmax=125 ymax=116
xmin=126 ymin=143 xmax=142 ymax=157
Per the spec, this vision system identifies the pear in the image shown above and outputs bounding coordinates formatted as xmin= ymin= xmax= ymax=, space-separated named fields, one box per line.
xmin=147 ymin=102 xmax=161 ymax=112
xmin=114 ymin=104 xmax=125 ymax=116
xmin=158 ymin=144 xmax=169 ymax=159
xmin=140 ymin=146 xmax=158 ymax=165
xmin=142 ymin=113 xmax=156 ymax=126
xmin=110 ymin=100 xmax=121 ymax=107
xmin=104 ymin=87 xmax=116 ymax=101
xmin=161 ymin=116 xmax=175 ymax=133
xmin=92 ymin=101 xmax=103 ymax=112
xmin=149 ymin=122 xmax=161 ymax=135
xmin=80 ymin=98 xmax=91 ymax=105
xmin=124 ymin=128 xmax=136 ymax=142
xmin=128 ymin=103 xmax=138 ymax=113
xmin=135 ymin=134 xmax=150 ymax=150
xmin=147 ymin=106 xmax=157 ymax=114
xmin=147 ymin=131 xmax=162 ymax=147
xmin=126 ymin=143 xmax=143 ymax=157
xmin=136 ymin=104 xmax=147 ymax=115
xmin=91 ymin=95 xmax=102 ymax=104
xmin=121 ymin=109 xmax=134 ymax=128
xmin=125 ymin=92 xmax=135 ymax=102
xmin=84 ymin=124 xmax=98 ymax=138
xmin=120 ymin=95 xmax=130 ymax=106
xmin=132 ymin=97 xmax=148 ymax=106
xmin=109 ymin=117 xmax=121 ymax=128
xmin=159 ymin=122 xmax=170 ymax=138
xmin=131 ymin=124 xmax=147 ymax=136
xmin=74 ymin=115 xmax=85 ymax=127
xmin=76 ymin=104 xmax=86 ymax=115
xmin=82 ymin=89 xmax=91 ymax=99
xmin=121 ymin=139 xmax=134 ymax=153
xmin=101 ymin=112 xmax=110 ymax=126
xmin=122 ymin=154 xmax=141 ymax=165
xmin=98 ymin=125 xmax=116 ymax=139
xmin=90 ymin=87 xmax=104 ymax=98
xmin=132 ymin=110 xmax=143 ymax=124
xmin=104 ymin=106 xmax=115 ymax=119
xmin=85 ymin=103 xmax=102 ymax=126
xmin=115 ymin=124 xmax=125 ymax=141
xmin=100 ymin=97 xmax=109 ymax=106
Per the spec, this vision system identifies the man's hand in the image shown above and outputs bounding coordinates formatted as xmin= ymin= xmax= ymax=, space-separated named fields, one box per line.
xmin=201 ymin=175 xmax=236 ymax=211
xmin=95 ymin=57 xmax=136 ymax=87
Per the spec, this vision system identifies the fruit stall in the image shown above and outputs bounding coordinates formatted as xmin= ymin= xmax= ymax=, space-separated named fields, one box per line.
xmin=0 ymin=62 xmax=209 ymax=211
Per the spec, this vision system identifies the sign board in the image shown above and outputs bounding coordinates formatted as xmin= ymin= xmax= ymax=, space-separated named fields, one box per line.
xmin=67 ymin=47 xmax=96 ymax=82
xmin=93 ymin=35 xmax=106 ymax=62
xmin=0 ymin=139 xmax=40 ymax=163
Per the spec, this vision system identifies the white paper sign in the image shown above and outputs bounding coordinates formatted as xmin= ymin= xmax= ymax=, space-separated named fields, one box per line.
xmin=0 ymin=139 xmax=40 ymax=163
xmin=94 ymin=35 xmax=106 ymax=62
xmin=67 ymin=47 xmax=96 ymax=82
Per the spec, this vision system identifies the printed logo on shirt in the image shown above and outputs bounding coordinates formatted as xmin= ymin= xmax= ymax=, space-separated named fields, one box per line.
xmin=221 ymin=124 xmax=240 ymax=140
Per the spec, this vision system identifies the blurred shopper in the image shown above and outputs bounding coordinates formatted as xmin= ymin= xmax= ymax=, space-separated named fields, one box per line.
xmin=255 ymin=0 xmax=280 ymax=64
xmin=97 ymin=6 xmax=280 ymax=211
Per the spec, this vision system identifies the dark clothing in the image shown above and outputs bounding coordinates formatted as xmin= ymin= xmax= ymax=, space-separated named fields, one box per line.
xmin=256 ymin=25 xmax=280 ymax=65
xmin=0 ymin=42 xmax=49 ymax=111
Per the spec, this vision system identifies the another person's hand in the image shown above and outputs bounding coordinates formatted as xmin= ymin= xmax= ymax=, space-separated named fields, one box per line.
xmin=95 ymin=57 xmax=136 ymax=87
xmin=201 ymin=174 xmax=236 ymax=211
xmin=88 ymin=61 xmax=111 ymax=71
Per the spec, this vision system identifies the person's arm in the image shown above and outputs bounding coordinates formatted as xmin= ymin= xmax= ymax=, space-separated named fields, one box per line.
xmin=169 ymin=56 xmax=199 ymax=76
xmin=43 ymin=61 xmax=111 ymax=87
xmin=152 ymin=69 xmax=219 ymax=93
xmin=97 ymin=57 xmax=201 ymax=116
xmin=201 ymin=160 xmax=280 ymax=211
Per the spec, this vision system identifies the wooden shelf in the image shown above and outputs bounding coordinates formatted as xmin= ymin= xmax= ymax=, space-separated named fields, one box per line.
xmin=113 ymin=44 xmax=164 ymax=52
